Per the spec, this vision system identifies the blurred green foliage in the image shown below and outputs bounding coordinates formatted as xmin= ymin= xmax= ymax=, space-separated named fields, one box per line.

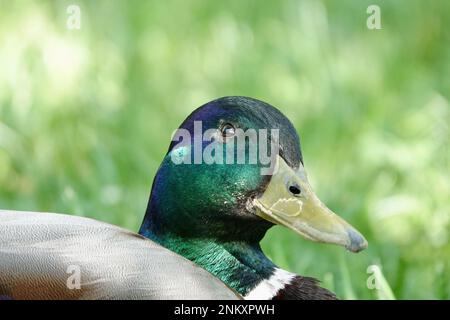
xmin=0 ymin=0 xmax=449 ymax=299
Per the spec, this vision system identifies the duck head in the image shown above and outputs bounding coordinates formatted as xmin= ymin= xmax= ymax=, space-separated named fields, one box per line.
xmin=140 ymin=96 xmax=367 ymax=298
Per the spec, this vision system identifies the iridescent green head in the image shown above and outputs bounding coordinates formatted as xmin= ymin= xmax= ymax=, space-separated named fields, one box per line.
xmin=140 ymin=96 xmax=367 ymax=251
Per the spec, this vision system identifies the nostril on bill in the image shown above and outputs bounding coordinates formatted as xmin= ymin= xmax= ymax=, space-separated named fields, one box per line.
xmin=288 ymin=184 xmax=301 ymax=196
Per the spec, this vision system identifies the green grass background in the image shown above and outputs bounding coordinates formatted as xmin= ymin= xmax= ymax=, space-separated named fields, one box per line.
xmin=0 ymin=0 xmax=449 ymax=299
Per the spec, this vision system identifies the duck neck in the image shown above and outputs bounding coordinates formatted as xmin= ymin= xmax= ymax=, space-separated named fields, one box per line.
xmin=140 ymin=224 xmax=280 ymax=297
xmin=140 ymin=225 xmax=336 ymax=299
xmin=139 ymin=196 xmax=337 ymax=299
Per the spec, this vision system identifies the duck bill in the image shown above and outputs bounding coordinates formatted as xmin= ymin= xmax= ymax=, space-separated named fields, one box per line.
xmin=253 ymin=155 xmax=367 ymax=253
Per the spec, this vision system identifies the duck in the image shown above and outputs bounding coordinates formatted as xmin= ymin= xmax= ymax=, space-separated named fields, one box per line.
xmin=0 ymin=96 xmax=367 ymax=300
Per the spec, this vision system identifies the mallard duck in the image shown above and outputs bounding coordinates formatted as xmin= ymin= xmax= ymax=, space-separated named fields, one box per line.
xmin=0 ymin=96 xmax=367 ymax=300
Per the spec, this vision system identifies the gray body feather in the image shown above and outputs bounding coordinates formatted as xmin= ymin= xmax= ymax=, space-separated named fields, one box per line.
xmin=0 ymin=210 xmax=239 ymax=300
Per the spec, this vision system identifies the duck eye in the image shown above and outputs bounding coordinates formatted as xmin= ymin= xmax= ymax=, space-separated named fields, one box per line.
xmin=221 ymin=123 xmax=236 ymax=137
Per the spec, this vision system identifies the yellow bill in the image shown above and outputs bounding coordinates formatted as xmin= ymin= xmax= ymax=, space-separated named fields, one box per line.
xmin=254 ymin=155 xmax=367 ymax=252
